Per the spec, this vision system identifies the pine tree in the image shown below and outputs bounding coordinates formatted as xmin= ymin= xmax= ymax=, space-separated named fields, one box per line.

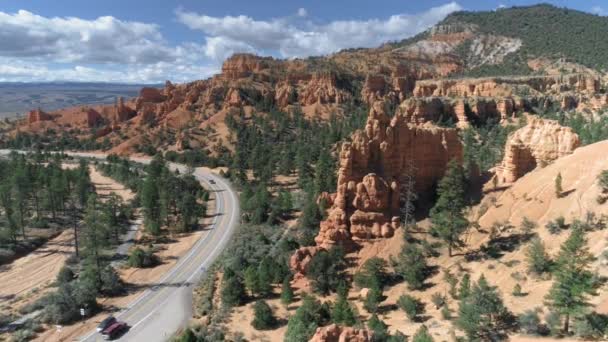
xmin=545 ymin=227 xmax=597 ymax=333
xmin=280 ymin=277 xmax=294 ymax=306
xmin=395 ymin=242 xmax=427 ymax=290
xmin=81 ymin=195 xmax=109 ymax=288
xmin=367 ymin=314 xmax=389 ymax=341
xmin=430 ymin=160 xmax=469 ymax=256
xmin=412 ymin=325 xmax=434 ymax=342
xmin=332 ymin=282 xmax=356 ymax=326
xmin=363 ymin=282 xmax=383 ymax=314
xmin=397 ymin=294 xmax=421 ymax=321
xmin=458 ymin=273 xmax=471 ymax=299
xmin=221 ymin=270 xmax=246 ymax=307
xmin=457 ymin=274 xmax=510 ymax=341
xmin=252 ymin=300 xmax=276 ymax=330
xmin=400 ymin=160 xmax=417 ymax=229
xmin=526 ymin=237 xmax=552 ymax=275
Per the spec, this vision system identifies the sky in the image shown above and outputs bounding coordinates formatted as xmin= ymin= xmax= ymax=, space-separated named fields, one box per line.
xmin=0 ymin=0 xmax=605 ymax=83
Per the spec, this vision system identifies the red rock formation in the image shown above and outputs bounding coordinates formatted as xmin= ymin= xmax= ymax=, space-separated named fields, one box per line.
xmin=27 ymin=108 xmax=52 ymax=124
xmin=309 ymin=324 xmax=374 ymax=342
xmin=298 ymin=72 xmax=351 ymax=106
xmin=413 ymin=74 xmax=600 ymax=98
xmin=289 ymin=246 xmax=319 ymax=275
xmin=221 ymin=53 xmax=271 ymax=80
xmin=297 ymin=101 xmax=462 ymax=259
xmin=496 ymin=117 xmax=580 ymax=183
xmin=113 ymin=97 xmax=136 ymax=123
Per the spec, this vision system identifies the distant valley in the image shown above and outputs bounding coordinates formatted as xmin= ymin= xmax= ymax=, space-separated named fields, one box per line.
xmin=0 ymin=82 xmax=159 ymax=118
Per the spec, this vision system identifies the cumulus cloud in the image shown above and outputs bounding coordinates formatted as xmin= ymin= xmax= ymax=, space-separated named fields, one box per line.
xmin=297 ymin=8 xmax=308 ymax=18
xmin=0 ymin=10 xmax=218 ymax=82
xmin=176 ymin=2 xmax=462 ymax=60
xmin=0 ymin=10 xmax=181 ymax=64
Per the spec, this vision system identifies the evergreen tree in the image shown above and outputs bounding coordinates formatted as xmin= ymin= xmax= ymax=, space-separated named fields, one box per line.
xmin=412 ymin=325 xmax=434 ymax=342
xmin=395 ymin=242 xmax=427 ymax=290
xmin=526 ymin=237 xmax=552 ymax=275
xmin=457 ymin=274 xmax=511 ymax=341
xmin=221 ymin=270 xmax=246 ymax=307
xmin=363 ymin=282 xmax=383 ymax=314
xmin=400 ymin=160 xmax=417 ymax=229
xmin=430 ymin=160 xmax=469 ymax=256
xmin=252 ymin=300 xmax=276 ymax=330
xmin=281 ymin=277 xmax=295 ymax=306
xmin=397 ymin=294 xmax=421 ymax=321
xmin=307 ymin=247 xmax=346 ymax=295
xmin=367 ymin=314 xmax=389 ymax=341
xmin=546 ymin=227 xmax=597 ymax=333
xmin=285 ymin=295 xmax=329 ymax=342
xmin=354 ymin=257 xmax=389 ymax=289
xmin=458 ymin=273 xmax=471 ymax=299
xmin=331 ymin=283 xmax=356 ymax=326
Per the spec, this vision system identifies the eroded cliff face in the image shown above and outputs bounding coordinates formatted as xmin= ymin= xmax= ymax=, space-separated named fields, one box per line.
xmin=27 ymin=108 xmax=52 ymax=124
xmin=496 ymin=117 xmax=580 ymax=183
xmin=309 ymin=324 xmax=374 ymax=342
xmin=290 ymin=101 xmax=463 ymax=273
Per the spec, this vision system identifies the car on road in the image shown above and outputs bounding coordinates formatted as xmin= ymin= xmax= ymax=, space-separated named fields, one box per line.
xmin=209 ymin=179 xmax=216 ymax=184
xmin=96 ymin=316 xmax=116 ymax=332
xmin=101 ymin=321 xmax=128 ymax=340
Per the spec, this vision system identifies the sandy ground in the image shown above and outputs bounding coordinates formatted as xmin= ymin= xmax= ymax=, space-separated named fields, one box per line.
xmin=220 ymin=140 xmax=608 ymax=341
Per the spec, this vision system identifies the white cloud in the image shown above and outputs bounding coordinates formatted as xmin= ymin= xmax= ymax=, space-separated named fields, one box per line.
xmin=177 ymin=2 xmax=462 ymax=59
xmin=0 ymin=10 xmax=218 ymax=82
xmin=297 ymin=8 xmax=308 ymax=18
xmin=0 ymin=10 xmax=180 ymax=64
xmin=592 ymin=6 xmax=607 ymax=16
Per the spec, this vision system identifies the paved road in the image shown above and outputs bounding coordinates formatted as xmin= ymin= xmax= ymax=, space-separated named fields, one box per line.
xmin=0 ymin=150 xmax=240 ymax=342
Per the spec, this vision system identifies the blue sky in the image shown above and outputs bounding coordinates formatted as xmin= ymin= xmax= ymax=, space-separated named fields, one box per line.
xmin=0 ymin=0 xmax=605 ymax=83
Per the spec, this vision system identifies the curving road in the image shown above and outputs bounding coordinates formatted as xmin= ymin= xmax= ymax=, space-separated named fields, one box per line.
xmin=0 ymin=150 xmax=240 ymax=342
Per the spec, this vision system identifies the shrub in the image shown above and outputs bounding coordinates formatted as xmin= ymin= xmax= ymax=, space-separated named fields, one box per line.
xmin=431 ymin=292 xmax=446 ymax=309
xmin=353 ymin=257 xmax=388 ymax=288
xmin=525 ymin=237 xmax=551 ymax=275
xmin=441 ymin=305 xmax=452 ymax=320
xmin=397 ymin=294 xmax=422 ymax=321
xmin=252 ymin=300 xmax=276 ymax=330
xmin=128 ymin=247 xmax=158 ymax=268
xmin=100 ymin=266 xmax=125 ymax=296
xmin=512 ymin=284 xmax=524 ymax=297
xmin=520 ymin=217 xmax=537 ymax=235
xmin=518 ymin=310 xmax=541 ymax=335
xmin=572 ymin=312 xmax=608 ymax=339
xmin=56 ymin=266 xmax=74 ymax=284
xmin=545 ymin=311 xmax=562 ymax=336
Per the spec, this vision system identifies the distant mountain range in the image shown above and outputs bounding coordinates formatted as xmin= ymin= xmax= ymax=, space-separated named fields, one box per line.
xmin=0 ymin=82 xmax=161 ymax=118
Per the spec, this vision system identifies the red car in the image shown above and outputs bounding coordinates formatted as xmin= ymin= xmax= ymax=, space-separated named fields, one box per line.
xmin=101 ymin=321 xmax=128 ymax=340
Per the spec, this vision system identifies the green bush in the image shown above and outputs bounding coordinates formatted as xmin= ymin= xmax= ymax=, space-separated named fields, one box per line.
xmin=518 ymin=310 xmax=541 ymax=335
xmin=252 ymin=300 xmax=276 ymax=330
xmin=128 ymin=247 xmax=158 ymax=268
xmin=397 ymin=294 xmax=423 ymax=321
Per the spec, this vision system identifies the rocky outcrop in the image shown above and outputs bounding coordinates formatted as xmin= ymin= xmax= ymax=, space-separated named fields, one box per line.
xmin=113 ymin=97 xmax=136 ymax=123
xmin=221 ymin=53 xmax=271 ymax=80
xmin=27 ymin=108 xmax=52 ymax=124
xmin=310 ymin=101 xmax=462 ymax=253
xmin=496 ymin=117 xmax=580 ymax=183
xmin=413 ymin=74 xmax=600 ymax=98
xmin=309 ymin=324 xmax=374 ymax=342
xmin=298 ymin=72 xmax=351 ymax=106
